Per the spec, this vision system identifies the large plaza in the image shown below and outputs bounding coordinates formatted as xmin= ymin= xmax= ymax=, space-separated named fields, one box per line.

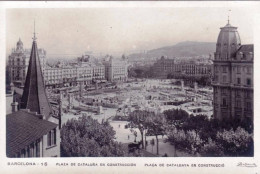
xmin=57 ymin=79 xmax=213 ymax=156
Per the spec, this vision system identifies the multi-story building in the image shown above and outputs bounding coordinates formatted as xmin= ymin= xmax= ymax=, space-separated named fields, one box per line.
xmin=44 ymin=56 xmax=105 ymax=88
xmin=76 ymin=63 xmax=93 ymax=85
xmin=62 ymin=65 xmax=78 ymax=86
xmin=103 ymin=57 xmax=128 ymax=82
xmin=44 ymin=66 xmax=63 ymax=87
xmin=7 ymin=34 xmax=60 ymax=157
xmin=212 ymin=21 xmax=253 ymax=120
xmin=8 ymin=38 xmax=46 ymax=87
xmin=91 ymin=62 xmax=105 ymax=82
xmin=153 ymin=56 xmax=212 ymax=79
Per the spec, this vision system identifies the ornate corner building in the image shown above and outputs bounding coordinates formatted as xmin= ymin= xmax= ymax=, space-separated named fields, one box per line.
xmin=8 ymin=38 xmax=46 ymax=87
xmin=212 ymin=21 xmax=254 ymax=120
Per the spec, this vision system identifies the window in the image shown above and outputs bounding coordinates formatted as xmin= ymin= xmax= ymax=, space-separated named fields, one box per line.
xmin=47 ymin=129 xmax=57 ymax=147
xmin=21 ymin=149 xmax=26 ymax=158
xmin=53 ymin=129 xmax=56 ymax=145
xmin=47 ymin=131 xmax=51 ymax=146
xmin=237 ymin=66 xmax=241 ymax=74
xmin=223 ymin=66 xmax=227 ymax=73
xmin=25 ymin=147 xmax=30 ymax=157
xmin=223 ymin=76 xmax=227 ymax=83
xmin=245 ymin=91 xmax=251 ymax=99
xmin=29 ymin=144 xmax=34 ymax=157
xmin=214 ymin=66 xmax=218 ymax=73
xmin=235 ymin=90 xmax=241 ymax=97
xmin=36 ymin=140 xmax=40 ymax=157
xmin=222 ymin=98 xmax=227 ymax=106
xmin=247 ymin=67 xmax=251 ymax=74
xmin=214 ymin=75 xmax=218 ymax=81
xmin=247 ymin=78 xmax=251 ymax=86
xmin=246 ymin=102 xmax=251 ymax=110
xmin=237 ymin=78 xmax=241 ymax=85
xmin=235 ymin=100 xmax=241 ymax=107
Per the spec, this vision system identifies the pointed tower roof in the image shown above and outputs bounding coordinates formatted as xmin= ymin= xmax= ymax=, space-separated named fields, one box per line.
xmin=20 ymin=32 xmax=52 ymax=120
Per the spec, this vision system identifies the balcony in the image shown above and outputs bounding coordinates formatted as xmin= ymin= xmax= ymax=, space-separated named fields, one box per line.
xmin=244 ymin=110 xmax=253 ymax=117
xmin=234 ymin=107 xmax=242 ymax=111
xmin=220 ymin=105 xmax=228 ymax=108
xmin=244 ymin=108 xmax=252 ymax=113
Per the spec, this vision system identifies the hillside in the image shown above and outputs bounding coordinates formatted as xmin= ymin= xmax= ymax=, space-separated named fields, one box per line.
xmin=128 ymin=41 xmax=216 ymax=60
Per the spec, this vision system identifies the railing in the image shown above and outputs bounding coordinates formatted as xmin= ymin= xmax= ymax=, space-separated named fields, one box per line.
xmin=234 ymin=107 xmax=242 ymax=111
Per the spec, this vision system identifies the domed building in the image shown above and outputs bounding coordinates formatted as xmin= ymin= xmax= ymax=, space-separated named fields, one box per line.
xmin=212 ymin=21 xmax=253 ymax=121
xmin=16 ymin=38 xmax=24 ymax=51
xmin=8 ymin=38 xmax=46 ymax=87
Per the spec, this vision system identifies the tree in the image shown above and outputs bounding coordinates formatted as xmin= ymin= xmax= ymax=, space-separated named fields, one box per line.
xmin=215 ymin=127 xmax=253 ymax=156
xmin=164 ymin=108 xmax=254 ymax=157
xmin=146 ymin=113 xmax=166 ymax=155
xmin=61 ymin=116 xmax=127 ymax=157
xmin=128 ymin=65 xmax=156 ymax=78
xmin=166 ymin=127 xmax=188 ymax=150
xmin=185 ymin=130 xmax=203 ymax=154
xmin=150 ymin=139 xmax=155 ymax=153
xmin=128 ymin=68 xmax=137 ymax=78
xmin=163 ymin=109 xmax=189 ymax=128
xmin=128 ymin=110 xmax=152 ymax=149
xmin=200 ymin=138 xmax=224 ymax=157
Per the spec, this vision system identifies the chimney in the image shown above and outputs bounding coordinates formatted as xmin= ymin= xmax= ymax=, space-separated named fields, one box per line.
xmin=40 ymin=107 xmax=46 ymax=120
xmin=11 ymin=92 xmax=19 ymax=112
xmin=11 ymin=102 xmax=18 ymax=113
xmin=10 ymin=83 xmax=14 ymax=92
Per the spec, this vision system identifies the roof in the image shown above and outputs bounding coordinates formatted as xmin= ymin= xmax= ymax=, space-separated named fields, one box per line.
xmin=20 ymin=40 xmax=53 ymax=120
xmin=223 ymin=23 xmax=236 ymax=28
xmin=6 ymin=110 xmax=57 ymax=157
xmin=17 ymin=38 xmax=23 ymax=46
xmin=13 ymin=86 xmax=23 ymax=96
xmin=237 ymin=44 xmax=254 ymax=53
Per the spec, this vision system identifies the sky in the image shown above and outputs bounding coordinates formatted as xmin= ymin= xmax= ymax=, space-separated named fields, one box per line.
xmin=6 ymin=8 xmax=255 ymax=59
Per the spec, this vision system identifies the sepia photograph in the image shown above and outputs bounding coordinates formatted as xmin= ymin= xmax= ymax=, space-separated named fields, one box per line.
xmin=5 ymin=7 xmax=255 ymax=158
xmin=1 ymin=1 xmax=260 ymax=174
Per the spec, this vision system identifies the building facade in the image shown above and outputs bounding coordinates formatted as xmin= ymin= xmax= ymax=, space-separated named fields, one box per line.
xmin=212 ymin=21 xmax=254 ymax=120
xmin=92 ymin=63 xmax=105 ymax=82
xmin=103 ymin=57 xmax=128 ymax=82
xmin=153 ymin=56 xmax=212 ymax=79
xmin=44 ymin=57 xmax=105 ymax=87
xmin=8 ymin=38 xmax=46 ymax=87
xmin=44 ymin=66 xmax=63 ymax=87
xmin=76 ymin=64 xmax=93 ymax=85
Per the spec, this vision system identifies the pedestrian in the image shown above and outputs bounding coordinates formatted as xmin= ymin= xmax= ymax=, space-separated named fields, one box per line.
xmin=128 ymin=135 xmax=130 ymax=140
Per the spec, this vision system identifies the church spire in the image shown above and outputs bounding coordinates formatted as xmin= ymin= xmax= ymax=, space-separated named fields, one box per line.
xmin=33 ymin=20 xmax=37 ymax=41
xmin=20 ymin=26 xmax=52 ymax=120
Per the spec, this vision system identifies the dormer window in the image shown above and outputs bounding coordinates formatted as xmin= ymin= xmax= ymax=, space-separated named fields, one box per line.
xmin=243 ymin=53 xmax=246 ymax=59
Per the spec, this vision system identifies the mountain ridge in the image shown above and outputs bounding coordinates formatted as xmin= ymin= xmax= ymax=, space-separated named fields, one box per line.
xmin=128 ymin=41 xmax=216 ymax=59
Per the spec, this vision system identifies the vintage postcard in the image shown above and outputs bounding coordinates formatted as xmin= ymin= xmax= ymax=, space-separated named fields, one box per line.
xmin=0 ymin=1 xmax=259 ymax=174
